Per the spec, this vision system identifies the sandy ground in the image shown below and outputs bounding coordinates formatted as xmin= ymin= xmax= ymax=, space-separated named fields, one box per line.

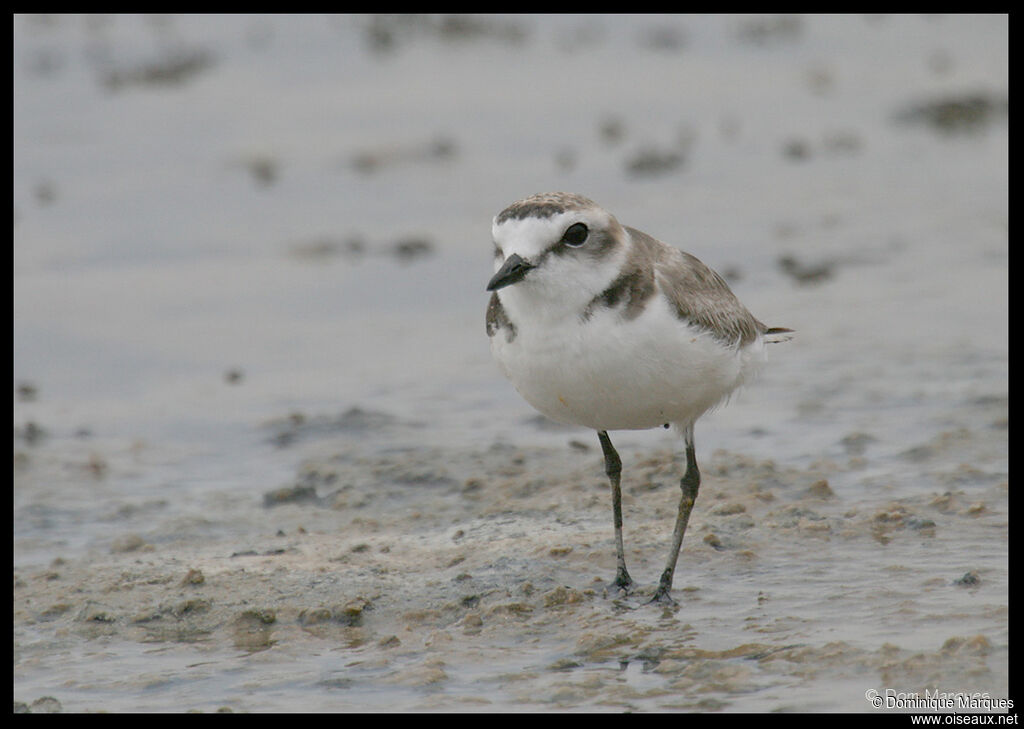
xmin=14 ymin=393 xmax=1008 ymax=712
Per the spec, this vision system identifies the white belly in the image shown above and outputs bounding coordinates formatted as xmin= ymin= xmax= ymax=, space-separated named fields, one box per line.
xmin=490 ymin=295 xmax=766 ymax=431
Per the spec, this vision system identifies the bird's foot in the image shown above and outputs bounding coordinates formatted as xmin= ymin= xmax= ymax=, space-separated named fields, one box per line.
xmin=611 ymin=571 xmax=635 ymax=596
xmin=647 ymin=587 xmax=679 ymax=607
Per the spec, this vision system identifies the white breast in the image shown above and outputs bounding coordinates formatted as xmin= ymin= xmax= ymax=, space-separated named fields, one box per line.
xmin=490 ymin=291 xmax=766 ymax=431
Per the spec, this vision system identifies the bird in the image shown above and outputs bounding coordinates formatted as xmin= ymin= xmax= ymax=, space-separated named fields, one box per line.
xmin=485 ymin=192 xmax=792 ymax=604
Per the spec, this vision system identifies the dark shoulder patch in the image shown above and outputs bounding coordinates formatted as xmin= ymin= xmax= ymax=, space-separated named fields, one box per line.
xmin=581 ymin=230 xmax=657 ymax=322
xmin=583 ymin=267 xmax=656 ymax=322
xmin=486 ymin=292 xmax=517 ymax=342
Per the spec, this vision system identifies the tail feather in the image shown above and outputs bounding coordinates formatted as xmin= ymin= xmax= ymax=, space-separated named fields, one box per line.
xmin=764 ymin=326 xmax=794 ymax=344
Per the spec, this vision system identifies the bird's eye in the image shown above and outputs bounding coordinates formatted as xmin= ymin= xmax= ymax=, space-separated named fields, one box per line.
xmin=561 ymin=222 xmax=588 ymax=247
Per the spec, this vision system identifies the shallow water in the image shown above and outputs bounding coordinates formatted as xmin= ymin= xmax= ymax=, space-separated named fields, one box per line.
xmin=14 ymin=14 xmax=1008 ymax=713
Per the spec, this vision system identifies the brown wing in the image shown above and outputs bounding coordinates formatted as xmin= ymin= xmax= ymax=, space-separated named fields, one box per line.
xmin=625 ymin=226 xmax=764 ymax=346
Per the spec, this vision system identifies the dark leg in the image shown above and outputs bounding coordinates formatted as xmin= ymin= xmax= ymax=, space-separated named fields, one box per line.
xmin=650 ymin=423 xmax=700 ymax=605
xmin=598 ymin=430 xmax=633 ymax=593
